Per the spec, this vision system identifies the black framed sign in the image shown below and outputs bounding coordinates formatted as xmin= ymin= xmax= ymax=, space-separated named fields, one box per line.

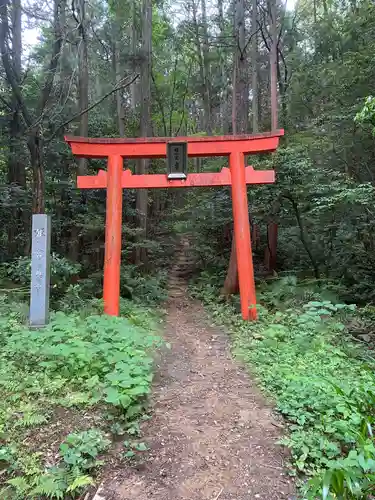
xmin=167 ymin=142 xmax=188 ymax=179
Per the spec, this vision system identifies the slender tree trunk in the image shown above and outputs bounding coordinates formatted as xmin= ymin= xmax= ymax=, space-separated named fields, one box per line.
xmin=234 ymin=0 xmax=249 ymax=134
xmin=7 ymin=0 xmax=27 ymax=254
xmin=218 ymin=0 xmax=228 ymax=133
xmin=264 ymin=222 xmax=278 ymax=272
xmin=111 ymin=15 xmax=125 ymax=137
xmin=192 ymin=0 xmax=211 ymax=134
xmin=113 ymin=40 xmax=125 ymax=136
xmin=135 ymin=0 xmax=152 ymax=266
xmin=222 ymin=235 xmax=239 ymax=295
xmin=130 ymin=0 xmax=138 ymax=110
xmin=77 ymin=0 xmax=88 ymax=175
xmin=270 ymin=0 xmax=278 ymax=131
xmin=28 ymin=137 xmax=45 ymax=213
xmin=70 ymin=0 xmax=89 ymax=261
xmin=284 ymin=195 xmax=320 ymax=279
xmin=251 ymin=0 xmax=259 ymax=133
xmin=222 ymin=0 xmax=249 ymax=295
xmin=201 ymin=0 xmax=212 ymax=134
xmin=268 ymin=0 xmax=279 ymax=268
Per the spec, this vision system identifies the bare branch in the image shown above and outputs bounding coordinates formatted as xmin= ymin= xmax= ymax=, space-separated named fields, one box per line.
xmin=175 ymin=61 xmax=193 ymax=136
xmin=47 ymin=73 xmax=139 ymax=142
xmin=243 ymin=26 xmax=262 ymax=56
xmin=257 ymin=20 xmax=271 ymax=52
xmin=0 ymin=93 xmax=12 ymax=110
xmin=151 ymin=70 xmax=168 ymax=136
xmin=91 ymin=24 xmax=111 ymax=60
xmin=0 ymin=0 xmax=33 ymax=126
xmin=37 ymin=0 xmax=64 ymax=115
xmin=71 ymin=0 xmax=79 ymax=27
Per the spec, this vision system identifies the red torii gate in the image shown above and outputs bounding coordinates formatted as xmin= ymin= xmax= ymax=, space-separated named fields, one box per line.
xmin=65 ymin=130 xmax=283 ymax=320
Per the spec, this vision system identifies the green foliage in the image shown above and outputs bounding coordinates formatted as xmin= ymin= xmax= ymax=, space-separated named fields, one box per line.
xmin=193 ymin=276 xmax=375 ymax=499
xmin=1 ymin=465 xmax=94 ymax=499
xmin=355 ymin=96 xmax=375 ymax=134
xmin=0 ymin=311 xmax=162 ymax=412
xmin=4 ymin=253 xmax=83 ymax=306
xmin=0 ymin=297 xmax=162 ymax=498
xmin=306 ymin=394 xmax=375 ymax=499
xmin=60 ymin=429 xmax=110 ymax=470
xmin=122 ymin=439 xmax=149 ymax=459
xmin=5 ymin=253 xmax=81 ymax=287
xmin=53 ymin=266 xmax=167 ymax=313
xmin=120 ymin=265 xmax=168 ymax=304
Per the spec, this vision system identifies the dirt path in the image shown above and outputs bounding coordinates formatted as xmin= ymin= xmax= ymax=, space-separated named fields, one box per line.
xmin=102 ymin=295 xmax=295 ymax=500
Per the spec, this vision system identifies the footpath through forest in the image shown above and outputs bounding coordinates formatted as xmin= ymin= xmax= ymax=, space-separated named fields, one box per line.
xmin=99 ymin=295 xmax=295 ymax=500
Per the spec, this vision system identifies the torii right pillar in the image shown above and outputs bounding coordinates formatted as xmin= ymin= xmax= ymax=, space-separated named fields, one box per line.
xmin=230 ymin=151 xmax=257 ymax=320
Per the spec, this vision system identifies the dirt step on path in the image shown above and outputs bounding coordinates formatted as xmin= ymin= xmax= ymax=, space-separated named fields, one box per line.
xmin=103 ymin=296 xmax=295 ymax=500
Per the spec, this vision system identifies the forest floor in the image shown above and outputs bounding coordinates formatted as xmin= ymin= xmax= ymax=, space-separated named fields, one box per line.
xmin=98 ymin=294 xmax=295 ymax=500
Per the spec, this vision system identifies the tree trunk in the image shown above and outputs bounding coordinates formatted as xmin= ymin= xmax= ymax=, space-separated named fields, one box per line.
xmin=218 ymin=0 xmax=228 ymax=133
xmin=77 ymin=0 xmax=88 ymax=175
xmin=270 ymin=0 xmax=278 ymax=131
xmin=201 ymin=0 xmax=212 ymax=134
xmin=135 ymin=0 xmax=152 ymax=266
xmin=7 ymin=0 xmax=27 ymax=254
xmin=221 ymin=235 xmax=239 ymax=295
xmin=28 ymin=135 xmax=45 ymax=214
xmin=284 ymin=195 xmax=320 ymax=279
xmin=130 ymin=0 xmax=138 ymax=110
xmin=251 ymin=0 xmax=259 ymax=133
xmin=192 ymin=0 xmax=211 ymax=134
xmin=222 ymin=0 xmax=249 ymax=296
xmin=111 ymin=13 xmax=125 ymax=137
xmin=264 ymin=222 xmax=278 ymax=272
xmin=70 ymin=0 xmax=89 ymax=261
xmin=234 ymin=0 xmax=249 ymax=135
xmin=113 ymin=40 xmax=125 ymax=136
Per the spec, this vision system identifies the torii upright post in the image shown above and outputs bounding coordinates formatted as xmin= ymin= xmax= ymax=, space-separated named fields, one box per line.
xmin=230 ymin=151 xmax=256 ymax=319
xmin=65 ymin=131 xmax=284 ymax=320
xmin=104 ymin=155 xmax=123 ymax=316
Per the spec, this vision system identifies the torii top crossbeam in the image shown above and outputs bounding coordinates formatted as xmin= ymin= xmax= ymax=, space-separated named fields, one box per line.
xmin=65 ymin=130 xmax=284 ymax=158
xmin=65 ymin=130 xmax=284 ymax=321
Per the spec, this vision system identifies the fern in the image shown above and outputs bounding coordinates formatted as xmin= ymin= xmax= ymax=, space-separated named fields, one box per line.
xmin=6 ymin=476 xmax=30 ymax=494
xmin=30 ymin=473 xmax=65 ymax=499
xmin=17 ymin=412 xmax=48 ymax=428
xmin=66 ymin=474 xmax=94 ymax=492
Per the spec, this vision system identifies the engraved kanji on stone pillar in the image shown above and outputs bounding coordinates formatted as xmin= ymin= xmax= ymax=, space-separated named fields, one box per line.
xmin=30 ymin=214 xmax=51 ymax=327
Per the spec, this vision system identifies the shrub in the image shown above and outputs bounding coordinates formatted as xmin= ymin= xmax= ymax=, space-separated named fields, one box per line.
xmin=192 ymin=276 xmax=375 ymax=498
xmin=0 ymin=301 xmax=162 ymax=498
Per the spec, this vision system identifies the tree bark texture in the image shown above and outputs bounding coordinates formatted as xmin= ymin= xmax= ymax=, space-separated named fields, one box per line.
xmin=77 ymin=0 xmax=89 ymax=176
xmin=251 ymin=0 xmax=259 ymax=133
xmin=233 ymin=0 xmax=249 ymax=135
xmin=270 ymin=0 xmax=278 ymax=131
xmin=135 ymin=0 xmax=152 ymax=266
xmin=218 ymin=0 xmax=228 ymax=133
xmin=222 ymin=0 xmax=249 ymax=296
xmin=7 ymin=0 xmax=27 ymax=254
xmin=192 ymin=0 xmax=211 ymax=134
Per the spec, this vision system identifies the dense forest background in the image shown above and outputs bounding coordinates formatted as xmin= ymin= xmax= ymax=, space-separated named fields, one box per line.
xmin=1 ymin=0 xmax=375 ymax=304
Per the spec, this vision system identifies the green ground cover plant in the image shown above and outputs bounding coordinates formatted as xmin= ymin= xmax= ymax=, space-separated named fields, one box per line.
xmin=0 ymin=296 xmax=163 ymax=499
xmin=192 ymin=275 xmax=375 ymax=499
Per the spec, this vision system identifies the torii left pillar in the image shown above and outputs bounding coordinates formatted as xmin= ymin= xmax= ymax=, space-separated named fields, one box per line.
xmin=65 ymin=131 xmax=284 ymax=320
xmin=104 ymin=155 xmax=123 ymax=316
